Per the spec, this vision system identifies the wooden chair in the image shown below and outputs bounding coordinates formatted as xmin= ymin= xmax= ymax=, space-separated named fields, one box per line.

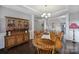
xmin=57 ymin=32 xmax=64 ymax=40
xmin=54 ymin=36 xmax=62 ymax=53
xmin=55 ymin=37 xmax=62 ymax=49
xmin=34 ymin=31 xmax=43 ymax=39
xmin=50 ymin=32 xmax=56 ymax=42
xmin=50 ymin=32 xmax=57 ymax=53
xmin=55 ymin=32 xmax=63 ymax=53
xmin=50 ymin=32 xmax=63 ymax=53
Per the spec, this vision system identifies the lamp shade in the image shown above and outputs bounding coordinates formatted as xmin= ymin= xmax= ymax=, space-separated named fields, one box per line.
xmin=69 ymin=23 xmax=79 ymax=29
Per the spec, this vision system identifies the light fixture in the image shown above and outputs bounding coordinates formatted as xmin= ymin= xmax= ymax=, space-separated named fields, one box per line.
xmin=41 ymin=13 xmax=51 ymax=18
xmin=47 ymin=13 xmax=51 ymax=17
xmin=41 ymin=5 xmax=51 ymax=19
xmin=45 ymin=15 xmax=48 ymax=18
xmin=41 ymin=13 xmax=46 ymax=17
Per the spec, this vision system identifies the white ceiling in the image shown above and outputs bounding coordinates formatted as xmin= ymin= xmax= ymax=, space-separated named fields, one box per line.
xmin=2 ymin=5 xmax=79 ymax=18
xmin=24 ymin=5 xmax=68 ymax=18
xmin=26 ymin=5 xmax=66 ymax=13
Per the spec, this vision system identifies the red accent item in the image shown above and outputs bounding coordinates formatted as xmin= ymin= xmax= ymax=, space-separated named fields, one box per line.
xmin=69 ymin=23 xmax=79 ymax=29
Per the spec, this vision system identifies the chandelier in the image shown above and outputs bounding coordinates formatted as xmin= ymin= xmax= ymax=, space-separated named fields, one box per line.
xmin=41 ymin=5 xmax=51 ymax=19
xmin=41 ymin=13 xmax=51 ymax=18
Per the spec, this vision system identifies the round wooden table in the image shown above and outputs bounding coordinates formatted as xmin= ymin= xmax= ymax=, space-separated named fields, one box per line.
xmin=32 ymin=39 xmax=55 ymax=53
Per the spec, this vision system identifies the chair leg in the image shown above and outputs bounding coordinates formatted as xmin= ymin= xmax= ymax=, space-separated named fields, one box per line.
xmin=52 ymin=49 xmax=55 ymax=54
xmin=37 ymin=48 xmax=40 ymax=54
xmin=52 ymin=46 xmax=55 ymax=54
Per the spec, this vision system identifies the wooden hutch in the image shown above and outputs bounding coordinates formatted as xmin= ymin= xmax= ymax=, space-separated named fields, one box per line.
xmin=5 ymin=16 xmax=29 ymax=49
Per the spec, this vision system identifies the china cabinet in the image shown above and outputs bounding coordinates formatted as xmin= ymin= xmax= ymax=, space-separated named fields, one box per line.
xmin=5 ymin=16 xmax=29 ymax=49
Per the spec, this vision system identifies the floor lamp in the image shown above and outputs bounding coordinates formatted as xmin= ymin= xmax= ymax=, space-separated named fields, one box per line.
xmin=69 ymin=23 xmax=79 ymax=53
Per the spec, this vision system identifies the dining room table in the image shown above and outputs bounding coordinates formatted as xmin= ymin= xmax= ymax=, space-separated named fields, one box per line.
xmin=32 ymin=32 xmax=55 ymax=54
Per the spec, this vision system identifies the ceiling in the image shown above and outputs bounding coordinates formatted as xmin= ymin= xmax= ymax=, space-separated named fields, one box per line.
xmin=2 ymin=5 xmax=79 ymax=19
xmin=23 ymin=5 xmax=67 ymax=18
xmin=26 ymin=5 xmax=66 ymax=14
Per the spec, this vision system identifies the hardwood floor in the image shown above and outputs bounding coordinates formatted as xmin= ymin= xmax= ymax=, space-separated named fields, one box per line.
xmin=63 ymin=40 xmax=79 ymax=54
xmin=0 ymin=40 xmax=37 ymax=54
xmin=7 ymin=40 xmax=37 ymax=54
xmin=0 ymin=40 xmax=79 ymax=54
